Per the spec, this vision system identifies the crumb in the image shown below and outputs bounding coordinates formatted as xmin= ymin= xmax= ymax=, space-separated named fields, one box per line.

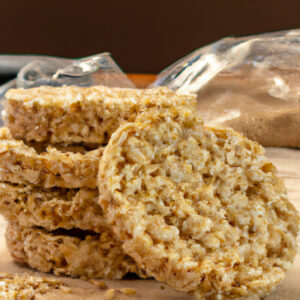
xmin=89 ymin=279 xmax=108 ymax=289
xmin=60 ymin=285 xmax=72 ymax=293
xmin=104 ymin=288 xmax=117 ymax=300
xmin=160 ymin=285 xmax=165 ymax=290
xmin=121 ymin=287 xmax=136 ymax=295
xmin=0 ymin=272 xmax=71 ymax=298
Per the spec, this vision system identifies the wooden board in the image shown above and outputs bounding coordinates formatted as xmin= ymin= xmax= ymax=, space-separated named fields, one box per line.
xmin=0 ymin=147 xmax=299 ymax=299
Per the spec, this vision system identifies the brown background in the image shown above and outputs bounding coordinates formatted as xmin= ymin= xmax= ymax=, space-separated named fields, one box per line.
xmin=1 ymin=0 xmax=300 ymax=73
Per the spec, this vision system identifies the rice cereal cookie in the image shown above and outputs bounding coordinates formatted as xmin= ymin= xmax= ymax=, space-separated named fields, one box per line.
xmin=0 ymin=183 xmax=106 ymax=233
xmin=0 ymin=127 xmax=102 ymax=189
xmin=4 ymin=85 xmax=196 ymax=144
xmin=6 ymin=222 xmax=146 ymax=280
xmin=98 ymin=115 xmax=299 ymax=299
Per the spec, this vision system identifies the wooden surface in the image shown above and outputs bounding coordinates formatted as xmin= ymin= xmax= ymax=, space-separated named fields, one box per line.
xmin=0 ymin=147 xmax=299 ymax=299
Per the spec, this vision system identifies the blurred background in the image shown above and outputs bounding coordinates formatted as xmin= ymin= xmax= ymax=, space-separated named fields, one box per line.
xmin=1 ymin=0 xmax=300 ymax=83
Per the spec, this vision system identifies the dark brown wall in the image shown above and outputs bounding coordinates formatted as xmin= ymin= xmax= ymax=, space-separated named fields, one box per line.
xmin=0 ymin=0 xmax=300 ymax=73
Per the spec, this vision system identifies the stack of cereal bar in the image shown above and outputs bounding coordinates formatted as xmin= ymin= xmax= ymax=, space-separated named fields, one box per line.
xmin=0 ymin=84 xmax=195 ymax=280
xmin=0 ymin=84 xmax=298 ymax=300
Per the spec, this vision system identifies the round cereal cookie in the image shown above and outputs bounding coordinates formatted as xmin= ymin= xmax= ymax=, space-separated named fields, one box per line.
xmin=98 ymin=116 xmax=299 ymax=299
xmin=6 ymin=222 xmax=146 ymax=280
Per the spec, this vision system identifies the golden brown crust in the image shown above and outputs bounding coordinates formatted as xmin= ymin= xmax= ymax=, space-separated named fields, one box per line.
xmin=6 ymin=222 xmax=145 ymax=280
xmin=98 ymin=115 xmax=299 ymax=299
xmin=0 ymin=127 xmax=102 ymax=188
xmin=4 ymin=85 xmax=196 ymax=144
